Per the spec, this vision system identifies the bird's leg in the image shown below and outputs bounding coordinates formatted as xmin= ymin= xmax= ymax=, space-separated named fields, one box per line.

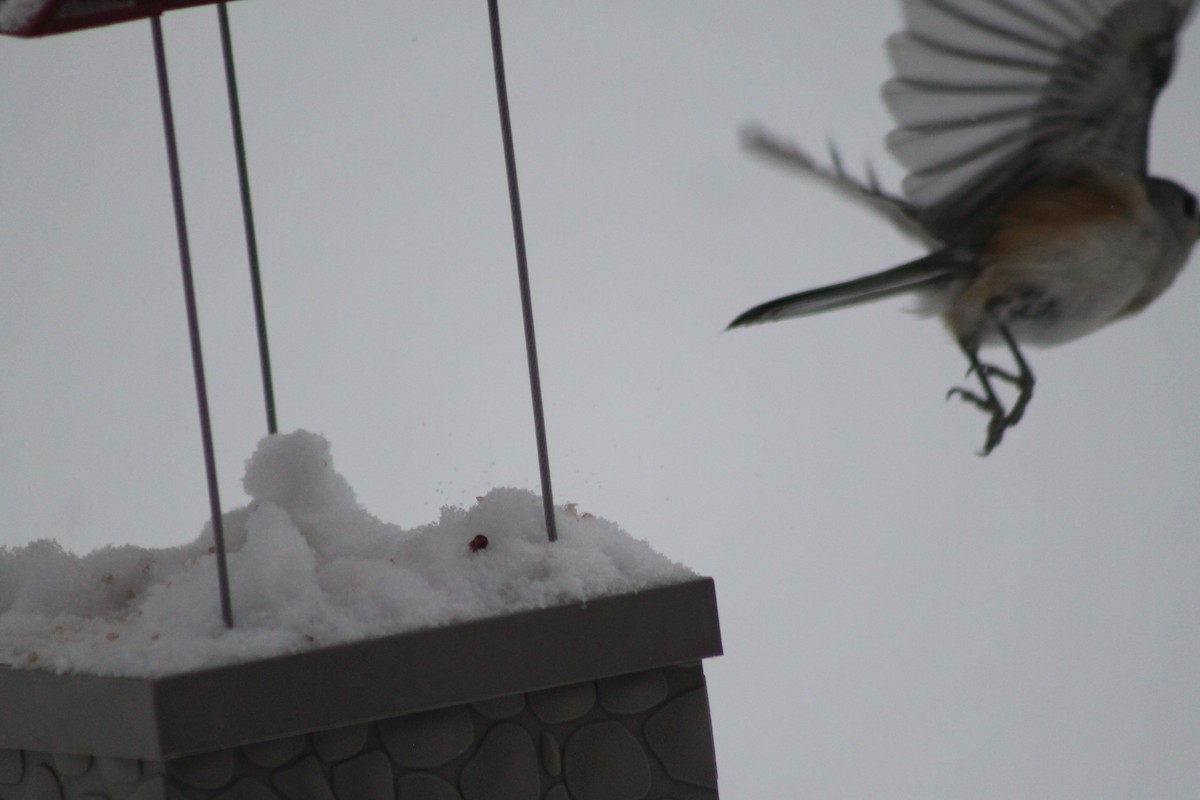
xmin=946 ymin=317 xmax=1035 ymax=455
xmin=992 ymin=319 xmax=1034 ymax=427
xmin=947 ymin=345 xmax=1011 ymax=455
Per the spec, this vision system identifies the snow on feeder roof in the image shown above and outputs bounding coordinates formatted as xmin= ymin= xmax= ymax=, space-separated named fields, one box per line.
xmin=0 ymin=0 xmax=237 ymax=37
xmin=0 ymin=0 xmax=566 ymax=632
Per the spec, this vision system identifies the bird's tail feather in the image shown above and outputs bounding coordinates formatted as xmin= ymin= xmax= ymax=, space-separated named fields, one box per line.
xmin=727 ymin=250 xmax=969 ymax=329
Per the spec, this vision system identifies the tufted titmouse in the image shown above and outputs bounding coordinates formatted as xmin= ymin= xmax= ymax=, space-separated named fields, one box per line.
xmin=729 ymin=0 xmax=1200 ymax=454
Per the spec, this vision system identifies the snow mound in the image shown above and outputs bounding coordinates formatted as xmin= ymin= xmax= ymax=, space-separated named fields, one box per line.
xmin=0 ymin=430 xmax=694 ymax=677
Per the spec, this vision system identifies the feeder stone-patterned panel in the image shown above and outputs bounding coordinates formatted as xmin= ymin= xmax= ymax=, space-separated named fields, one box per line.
xmin=0 ymin=664 xmax=718 ymax=799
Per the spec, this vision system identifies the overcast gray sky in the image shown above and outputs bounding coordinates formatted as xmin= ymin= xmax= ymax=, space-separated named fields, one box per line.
xmin=2 ymin=2 xmax=1199 ymax=797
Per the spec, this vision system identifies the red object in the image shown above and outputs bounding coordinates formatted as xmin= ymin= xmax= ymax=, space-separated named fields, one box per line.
xmin=468 ymin=534 xmax=489 ymax=553
xmin=0 ymin=0 xmax=241 ymax=38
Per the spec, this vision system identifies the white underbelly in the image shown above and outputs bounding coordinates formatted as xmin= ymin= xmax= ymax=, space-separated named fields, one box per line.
xmin=977 ymin=223 xmax=1161 ymax=348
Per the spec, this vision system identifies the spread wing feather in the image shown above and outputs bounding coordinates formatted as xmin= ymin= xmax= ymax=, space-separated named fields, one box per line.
xmin=885 ymin=0 xmax=1196 ymax=244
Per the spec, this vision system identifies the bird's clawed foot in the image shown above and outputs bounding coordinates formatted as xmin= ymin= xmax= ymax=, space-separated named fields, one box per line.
xmin=986 ymin=362 xmax=1034 ymax=429
xmin=946 ymin=371 xmax=1025 ymax=456
xmin=951 ymin=325 xmax=1034 ymax=456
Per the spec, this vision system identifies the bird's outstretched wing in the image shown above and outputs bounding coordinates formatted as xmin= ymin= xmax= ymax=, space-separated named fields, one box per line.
xmin=740 ymin=126 xmax=941 ymax=249
xmin=885 ymin=0 xmax=1196 ymax=244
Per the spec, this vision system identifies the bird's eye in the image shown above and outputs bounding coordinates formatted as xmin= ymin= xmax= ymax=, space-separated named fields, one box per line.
xmin=1183 ymin=192 xmax=1198 ymax=219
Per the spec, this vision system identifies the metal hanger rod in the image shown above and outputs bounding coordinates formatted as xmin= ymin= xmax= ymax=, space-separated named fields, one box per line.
xmin=486 ymin=0 xmax=558 ymax=543
xmin=218 ymin=3 xmax=277 ymax=436
xmin=152 ymin=14 xmax=235 ymax=628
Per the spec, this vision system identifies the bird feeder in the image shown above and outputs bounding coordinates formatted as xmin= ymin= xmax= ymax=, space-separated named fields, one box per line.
xmin=0 ymin=2 xmax=724 ymax=798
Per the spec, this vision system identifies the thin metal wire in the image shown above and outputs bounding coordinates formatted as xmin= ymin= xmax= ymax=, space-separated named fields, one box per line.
xmin=152 ymin=15 xmax=235 ymax=628
xmin=486 ymin=0 xmax=558 ymax=543
xmin=218 ymin=3 xmax=277 ymax=435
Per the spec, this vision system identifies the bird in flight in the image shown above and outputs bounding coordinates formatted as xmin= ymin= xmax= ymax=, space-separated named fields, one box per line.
xmin=729 ymin=0 xmax=1199 ymax=454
